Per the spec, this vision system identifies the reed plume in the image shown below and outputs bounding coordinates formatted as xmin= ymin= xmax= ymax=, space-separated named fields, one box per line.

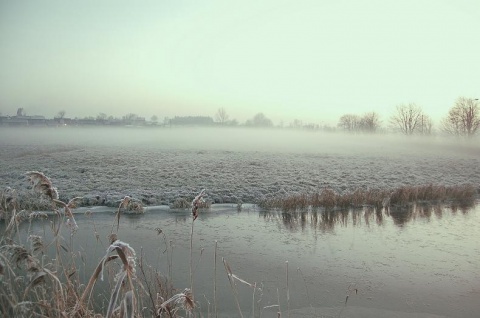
xmin=158 ymin=288 xmax=195 ymax=316
xmin=191 ymin=189 xmax=206 ymax=221
xmin=25 ymin=171 xmax=58 ymax=200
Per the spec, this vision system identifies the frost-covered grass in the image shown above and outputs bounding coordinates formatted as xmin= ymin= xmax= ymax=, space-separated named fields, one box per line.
xmin=1 ymin=135 xmax=479 ymax=209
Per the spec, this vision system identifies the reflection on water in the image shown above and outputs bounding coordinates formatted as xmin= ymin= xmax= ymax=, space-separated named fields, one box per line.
xmin=261 ymin=201 xmax=475 ymax=233
xmin=1 ymin=201 xmax=479 ymax=317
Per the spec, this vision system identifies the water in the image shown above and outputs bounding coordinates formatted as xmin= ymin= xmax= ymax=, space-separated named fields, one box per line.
xmin=4 ymin=203 xmax=480 ymax=317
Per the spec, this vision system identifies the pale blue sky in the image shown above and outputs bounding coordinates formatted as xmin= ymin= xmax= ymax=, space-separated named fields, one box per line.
xmin=1 ymin=0 xmax=479 ymax=125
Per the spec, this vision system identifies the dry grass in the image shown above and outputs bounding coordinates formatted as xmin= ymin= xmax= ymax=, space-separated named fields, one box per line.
xmin=258 ymin=184 xmax=478 ymax=212
xmin=0 ymin=172 xmax=188 ymax=318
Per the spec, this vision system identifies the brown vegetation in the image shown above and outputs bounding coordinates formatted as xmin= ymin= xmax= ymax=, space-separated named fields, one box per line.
xmin=0 ymin=172 xmax=190 ymax=317
xmin=258 ymin=184 xmax=478 ymax=212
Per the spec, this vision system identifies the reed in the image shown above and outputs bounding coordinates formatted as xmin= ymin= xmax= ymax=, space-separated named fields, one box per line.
xmin=223 ymin=257 xmax=259 ymax=318
xmin=214 ymin=240 xmax=218 ymax=318
xmin=189 ymin=188 xmax=205 ymax=311
xmin=285 ymin=261 xmax=290 ymax=318
xmin=0 ymin=187 xmax=18 ymax=221
xmin=223 ymin=257 xmax=244 ymax=318
xmin=257 ymin=183 xmax=478 ymax=212
xmin=0 ymin=172 xmax=171 ymax=317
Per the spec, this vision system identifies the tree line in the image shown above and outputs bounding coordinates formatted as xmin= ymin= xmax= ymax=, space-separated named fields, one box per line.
xmin=336 ymin=97 xmax=479 ymax=137
xmin=3 ymin=97 xmax=478 ymax=137
xmin=214 ymin=96 xmax=479 ymax=137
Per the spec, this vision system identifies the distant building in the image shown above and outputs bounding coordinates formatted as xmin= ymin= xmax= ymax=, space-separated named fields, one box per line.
xmin=76 ymin=118 xmax=97 ymax=125
xmin=106 ymin=118 xmax=124 ymax=125
xmin=26 ymin=115 xmax=46 ymax=125
xmin=170 ymin=116 xmax=214 ymax=126
xmin=0 ymin=115 xmax=46 ymax=126
xmin=132 ymin=117 xmax=146 ymax=125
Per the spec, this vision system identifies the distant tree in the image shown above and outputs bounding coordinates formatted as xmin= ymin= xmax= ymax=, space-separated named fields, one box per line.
xmin=359 ymin=112 xmax=381 ymax=133
xmin=215 ymin=107 xmax=229 ymax=124
xmin=337 ymin=114 xmax=360 ymax=132
xmin=151 ymin=115 xmax=158 ymax=123
xmin=227 ymin=119 xmax=239 ymax=126
xmin=416 ymin=114 xmax=433 ymax=135
xmin=97 ymin=113 xmax=107 ymax=121
xmin=16 ymin=108 xmax=26 ymax=116
xmin=170 ymin=116 xmax=214 ymax=125
xmin=246 ymin=113 xmax=273 ymax=127
xmin=442 ymin=97 xmax=480 ymax=137
xmin=57 ymin=110 xmax=66 ymax=119
xmin=123 ymin=113 xmax=138 ymax=121
xmin=290 ymin=119 xmax=303 ymax=129
xmin=390 ymin=103 xmax=424 ymax=135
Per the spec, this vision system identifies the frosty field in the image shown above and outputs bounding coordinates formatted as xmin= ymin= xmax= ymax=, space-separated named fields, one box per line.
xmin=1 ymin=126 xmax=479 ymax=206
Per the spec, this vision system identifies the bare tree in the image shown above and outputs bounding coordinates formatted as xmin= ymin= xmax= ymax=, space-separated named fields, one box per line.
xmin=151 ymin=115 xmax=158 ymax=123
xmin=359 ymin=112 xmax=381 ymax=133
xmin=246 ymin=113 xmax=273 ymax=127
xmin=228 ymin=118 xmax=239 ymax=126
xmin=16 ymin=108 xmax=26 ymax=116
xmin=97 ymin=113 xmax=107 ymax=121
xmin=123 ymin=113 xmax=138 ymax=121
xmin=442 ymin=97 xmax=480 ymax=137
xmin=56 ymin=110 xmax=66 ymax=119
xmin=214 ymin=107 xmax=229 ymax=124
xmin=290 ymin=119 xmax=303 ymax=129
xmin=390 ymin=103 xmax=423 ymax=135
xmin=337 ymin=114 xmax=360 ymax=132
xmin=416 ymin=114 xmax=433 ymax=135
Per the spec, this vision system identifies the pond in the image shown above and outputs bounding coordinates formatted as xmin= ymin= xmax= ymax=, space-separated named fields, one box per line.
xmin=5 ymin=202 xmax=480 ymax=317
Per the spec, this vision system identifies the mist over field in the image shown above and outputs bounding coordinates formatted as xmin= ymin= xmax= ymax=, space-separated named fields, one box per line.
xmin=1 ymin=125 xmax=479 ymax=208
xmin=1 ymin=126 xmax=479 ymax=157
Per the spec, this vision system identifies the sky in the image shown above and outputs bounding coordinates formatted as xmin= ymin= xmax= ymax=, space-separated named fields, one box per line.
xmin=1 ymin=0 xmax=479 ymax=126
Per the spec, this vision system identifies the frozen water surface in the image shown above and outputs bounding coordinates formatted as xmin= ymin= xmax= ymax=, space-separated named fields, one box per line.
xmin=8 ymin=203 xmax=480 ymax=317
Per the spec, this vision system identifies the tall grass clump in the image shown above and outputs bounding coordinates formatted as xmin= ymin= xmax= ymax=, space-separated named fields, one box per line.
xmin=0 ymin=187 xmax=18 ymax=221
xmin=0 ymin=171 xmax=179 ymax=317
xmin=258 ymin=183 xmax=478 ymax=212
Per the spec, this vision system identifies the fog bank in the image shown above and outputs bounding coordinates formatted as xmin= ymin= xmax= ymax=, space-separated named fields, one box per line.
xmin=1 ymin=126 xmax=479 ymax=158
